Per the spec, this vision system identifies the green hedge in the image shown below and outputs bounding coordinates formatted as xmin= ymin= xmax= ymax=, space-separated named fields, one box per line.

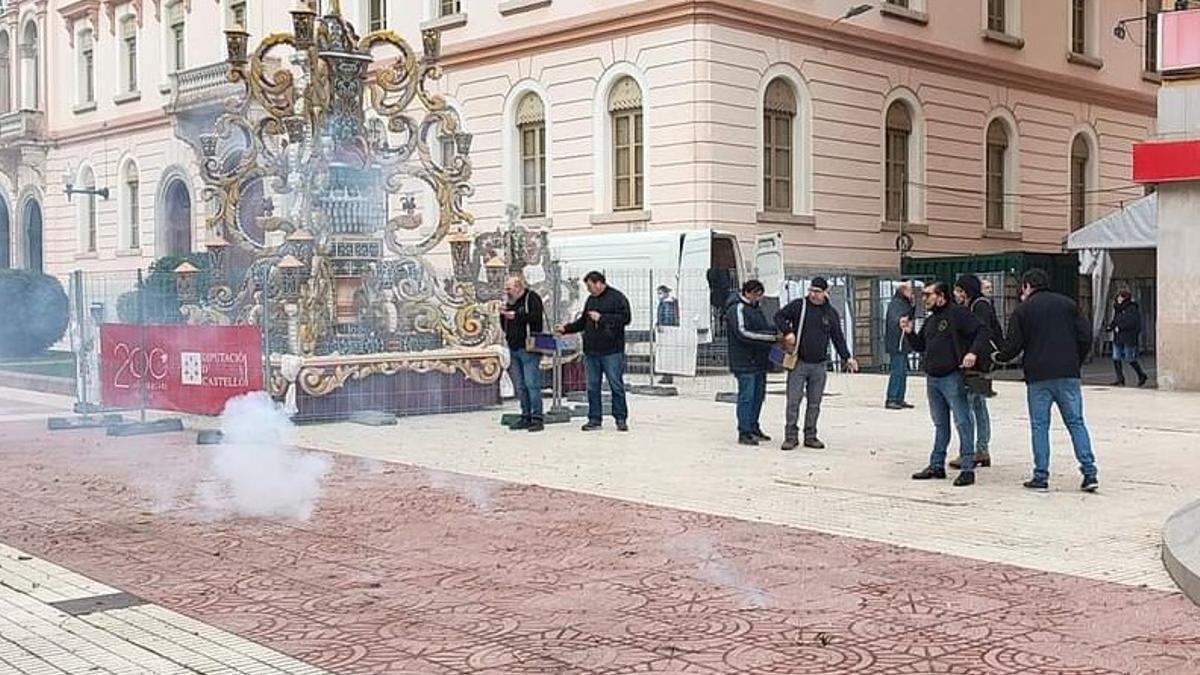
xmin=0 ymin=270 xmax=70 ymax=358
xmin=117 ymin=254 xmax=213 ymax=325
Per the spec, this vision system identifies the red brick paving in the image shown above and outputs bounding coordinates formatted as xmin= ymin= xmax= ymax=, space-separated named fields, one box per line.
xmin=0 ymin=419 xmax=1198 ymax=674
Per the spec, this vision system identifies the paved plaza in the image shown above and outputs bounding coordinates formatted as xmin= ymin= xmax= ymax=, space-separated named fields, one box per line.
xmin=0 ymin=377 xmax=1198 ymax=674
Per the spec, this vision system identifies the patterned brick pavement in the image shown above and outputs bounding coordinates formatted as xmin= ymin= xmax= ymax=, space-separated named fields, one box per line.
xmin=0 ymin=420 xmax=1198 ymax=674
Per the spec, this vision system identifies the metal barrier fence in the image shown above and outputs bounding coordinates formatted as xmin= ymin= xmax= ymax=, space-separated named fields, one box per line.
xmin=69 ymin=261 xmax=1043 ymax=425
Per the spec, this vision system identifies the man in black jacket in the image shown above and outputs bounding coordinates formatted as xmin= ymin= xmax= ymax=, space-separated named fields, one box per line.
xmin=1106 ymin=290 xmax=1148 ymax=387
xmin=726 ymin=280 xmax=779 ymax=446
xmin=951 ymin=274 xmax=1004 ymax=469
xmin=557 ymin=271 xmax=632 ymax=431
xmin=994 ymin=269 xmax=1099 ymax=492
xmin=901 ymin=281 xmax=989 ymax=487
xmin=500 ymin=276 xmax=546 ymax=432
xmin=774 ymin=277 xmax=859 ymax=451
xmin=884 ymin=282 xmax=916 ymax=410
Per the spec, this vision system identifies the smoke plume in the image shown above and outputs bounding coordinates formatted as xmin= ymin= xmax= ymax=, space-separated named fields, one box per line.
xmin=196 ymin=392 xmax=331 ymax=521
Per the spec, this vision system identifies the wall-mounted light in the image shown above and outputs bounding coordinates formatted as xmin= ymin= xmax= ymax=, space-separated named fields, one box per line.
xmin=833 ymin=3 xmax=875 ymax=25
xmin=61 ymin=165 xmax=110 ymax=202
xmin=1112 ymin=15 xmax=1148 ymax=41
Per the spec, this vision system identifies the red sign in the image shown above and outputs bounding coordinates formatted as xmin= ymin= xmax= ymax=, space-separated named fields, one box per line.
xmin=100 ymin=324 xmax=263 ymax=415
xmin=1160 ymin=9 xmax=1200 ymax=74
xmin=1133 ymin=139 xmax=1200 ymax=183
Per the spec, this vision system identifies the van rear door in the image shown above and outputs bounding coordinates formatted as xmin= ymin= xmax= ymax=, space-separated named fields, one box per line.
xmin=753 ymin=231 xmax=785 ymax=320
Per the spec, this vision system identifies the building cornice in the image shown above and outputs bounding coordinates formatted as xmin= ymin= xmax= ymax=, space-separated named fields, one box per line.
xmin=440 ymin=0 xmax=1156 ymax=117
xmin=57 ymin=0 xmax=100 ymax=47
xmin=50 ymin=109 xmax=169 ymax=145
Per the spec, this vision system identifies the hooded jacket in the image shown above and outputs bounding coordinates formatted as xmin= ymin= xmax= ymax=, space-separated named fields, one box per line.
xmin=725 ymin=294 xmax=778 ymax=373
xmin=995 ymin=288 xmax=1092 ymax=383
xmin=955 ymin=274 xmax=1003 ymax=370
xmin=1107 ymin=300 xmax=1142 ymax=348
xmin=884 ymin=289 xmax=915 ymax=356
xmin=905 ymin=301 xmax=989 ymax=378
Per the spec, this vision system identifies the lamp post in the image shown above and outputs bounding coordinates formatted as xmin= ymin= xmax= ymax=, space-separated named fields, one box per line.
xmin=61 ymin=165 xmax=110 ymax=202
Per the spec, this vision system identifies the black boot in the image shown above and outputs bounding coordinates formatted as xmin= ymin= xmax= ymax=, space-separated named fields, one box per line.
xmin=1110 ymin=361 xmax=1126 ymax=387
xmin=1131 ymin=361 xmax=1149 ymax=388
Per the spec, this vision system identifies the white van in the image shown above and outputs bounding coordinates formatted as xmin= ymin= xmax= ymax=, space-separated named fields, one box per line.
xmin=548 ymin=230 xmax=784 ymax=343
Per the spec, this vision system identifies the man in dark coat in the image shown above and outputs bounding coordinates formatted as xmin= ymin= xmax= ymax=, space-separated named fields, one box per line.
xmin=902 ymin=281 xmax=990 ymax=487
xmin=500 ymin=276 xmax=546 ymax=432
xmin=951 ymin=274 xmax=1004 ymax=469
xmin=558 ymin=271 xmax=633 ymax=432
xmin=773 ymin=277 xmax=859 ymax=451
xmin=1106 ymin=290 xmax=1148 ymax=387
xmin=994 ymin=269 xmax=1099 ymax=493
xmin=725 ymin=280 xmax=779 ymax=446
xmin=884 ymin=282 xmax=916 ymax=410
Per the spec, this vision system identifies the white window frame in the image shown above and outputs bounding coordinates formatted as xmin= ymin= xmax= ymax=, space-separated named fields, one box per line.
xmin=880 ymin=87 xmax=926 ymax=226
xmin=502 ymin=81 xmax=553 ymax=221
xmin=76 ymin=29 xmax=95 ymax=107
xmin=76 ymin=164 xmax=99 ymax=253
xmin=165 ymin=1 xmax=186 ymax=74
xmin=982 ymin=0 xmax=1022 ymax=37
xmin=118 ymin=157 xmax=141 ymax=251
xmin=983 ymin=108 xmax=1021 ymax=231
xmin=1067 ymin=0 xmax=1100 ymax=58
xmin=1067 ymin=124 xmax=1100 ymax=232
xmin=592 ymin=62 xmax=651 ymax=217
xmin=756 ymin=64 xmax=813 ymax=217
xmin=118 ymin=14 xmax=139 ymax=95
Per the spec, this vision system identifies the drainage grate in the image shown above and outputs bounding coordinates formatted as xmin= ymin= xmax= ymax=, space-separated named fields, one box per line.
xmin=49 ymin=592 xmax=147 ymax=617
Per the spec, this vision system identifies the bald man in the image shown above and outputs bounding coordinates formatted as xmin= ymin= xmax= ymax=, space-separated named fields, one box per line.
xmin=501 ymin=276 xmax=546 ymax=432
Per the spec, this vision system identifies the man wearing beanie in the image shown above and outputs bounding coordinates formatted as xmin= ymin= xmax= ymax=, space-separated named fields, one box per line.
xmin=774 ymin=277 xmax=859 ymax=450
xmin=952 ymin=274 xmax=1004 ymax=469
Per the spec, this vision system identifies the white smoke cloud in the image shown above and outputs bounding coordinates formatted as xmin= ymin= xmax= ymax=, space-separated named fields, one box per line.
xmin=425 ymin=469 xmax=497 ymax=513
xmin=196 ymin=392 xmax=332 ymax=522
xmin=671 ymin=531 xmax=770 ymax=609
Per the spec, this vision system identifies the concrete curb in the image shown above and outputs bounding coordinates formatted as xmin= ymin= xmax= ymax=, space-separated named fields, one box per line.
xmin=0 ymin=370 xmax=75 ymax=397
xmin=1163 ymin=498 xmax=1200 ymax=607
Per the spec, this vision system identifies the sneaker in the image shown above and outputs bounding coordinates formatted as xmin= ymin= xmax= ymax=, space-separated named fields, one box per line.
xmin=527 ymin=421 xmax=545 ymax=433
xmin=738 ymin=433 xmax=759 ymax=446
xmin=581 ymin=422 xmax=602 ymax=432
xmin=510 ymin=418 xmax=532 ymax=431
xmin=780 ymin=438 xmax=799 ymax=451
xmin=752 ymin=430 xmax=772 ymax=442
xmin=912 ymin=467 xmax=947 ymax=480
xmin=953 ymin=471 xmax=975 ymax=487
xmin=616 ymin=421 xmax=629 ymax=432
xmin=885 ymin=401 xmax=905 ymax=410
xmin=804 ymin=438 xmax=825 ymax=450
xmin=901 ymin=402 xmax=916 ymax=409
xmin=1137 ymin=374 xmax=1149 ymax=388
xmin=1081 ymin=476 xmax=1099 ymax=493
xmin=1023 ymin=478 xmax=1050 ymax=491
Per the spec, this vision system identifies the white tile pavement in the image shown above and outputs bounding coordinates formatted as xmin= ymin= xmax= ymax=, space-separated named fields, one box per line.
xmin=0 ymin=543 xmax=327 ymax=675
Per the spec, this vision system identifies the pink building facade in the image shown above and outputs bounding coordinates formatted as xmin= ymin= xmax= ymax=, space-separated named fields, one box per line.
xmin=0 ymin=0 xmax=1166 ymax=278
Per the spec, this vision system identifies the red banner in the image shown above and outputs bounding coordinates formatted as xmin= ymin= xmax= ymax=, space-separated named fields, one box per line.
xmin=1133 ymin=139 xmax=1200 ymax=184
xmin=99 ymin=324 xmax=263 ymax=415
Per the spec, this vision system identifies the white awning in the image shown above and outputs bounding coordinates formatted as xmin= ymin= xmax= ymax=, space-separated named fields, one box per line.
xmin=1065 ymin=194 xmax=1157 ymax=251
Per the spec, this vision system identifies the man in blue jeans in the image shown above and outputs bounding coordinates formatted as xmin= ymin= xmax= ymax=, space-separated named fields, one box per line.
xmin=884 ymin=282 xmax=916 ymax=410
xmin=558 ymin=271 xmax=632 ymax=431
xmin=500 ymin=276 xmax=546 ymax=432
xmin=725 ymin=280 xmax=779 ymax=446
xmin=901 ymin=281 xmax=990 ymax=487
xmin=994 ymin=269 xmax=1099 ymax=492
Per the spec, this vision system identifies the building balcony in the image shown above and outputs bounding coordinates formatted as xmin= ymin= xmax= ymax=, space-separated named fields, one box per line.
xmin=166 ymin=61 xmax=241 ymax=114
xmin=0 ymin=110 xmax=45 ymax=144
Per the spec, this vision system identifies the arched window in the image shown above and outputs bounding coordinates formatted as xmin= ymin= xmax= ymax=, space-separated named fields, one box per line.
xmin=166 ymin=1 xmax=186 ymax=73
xmin=78 ymin=29 xmax=95 ymax=105
xmin=0 ymin=32 xmax=11 ymax=114
xmin=120 ymin=16 xmax=139 ymax=94
xmin=1070 ymin=134 xmax=1091 ymax=232
xmin=78 ymin=166 xmax=98 ymax=253
xmin=23 ymin=199 xmax=42 ymax=273
xmin=0 ymin=197 xmax=9 ymax=270
xmin=884 ymin=101 xmax=912 ymax=224
xmin=608 ymin=77 xmax=643 ymax=211
xmin=20 ymin=21 xmax=38 ymax=110
xmin=121 ymin=160 xmax=141 ymax=250
xmin=516 ymin=92 xmax=546 ymax=218
xmin=985 ymin=119 xmax=1009 ymax=229
xmin=763 ymin=78 xmax=796 ymax=213
xmin=162 ymin=179 xmax=192 ymax=256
